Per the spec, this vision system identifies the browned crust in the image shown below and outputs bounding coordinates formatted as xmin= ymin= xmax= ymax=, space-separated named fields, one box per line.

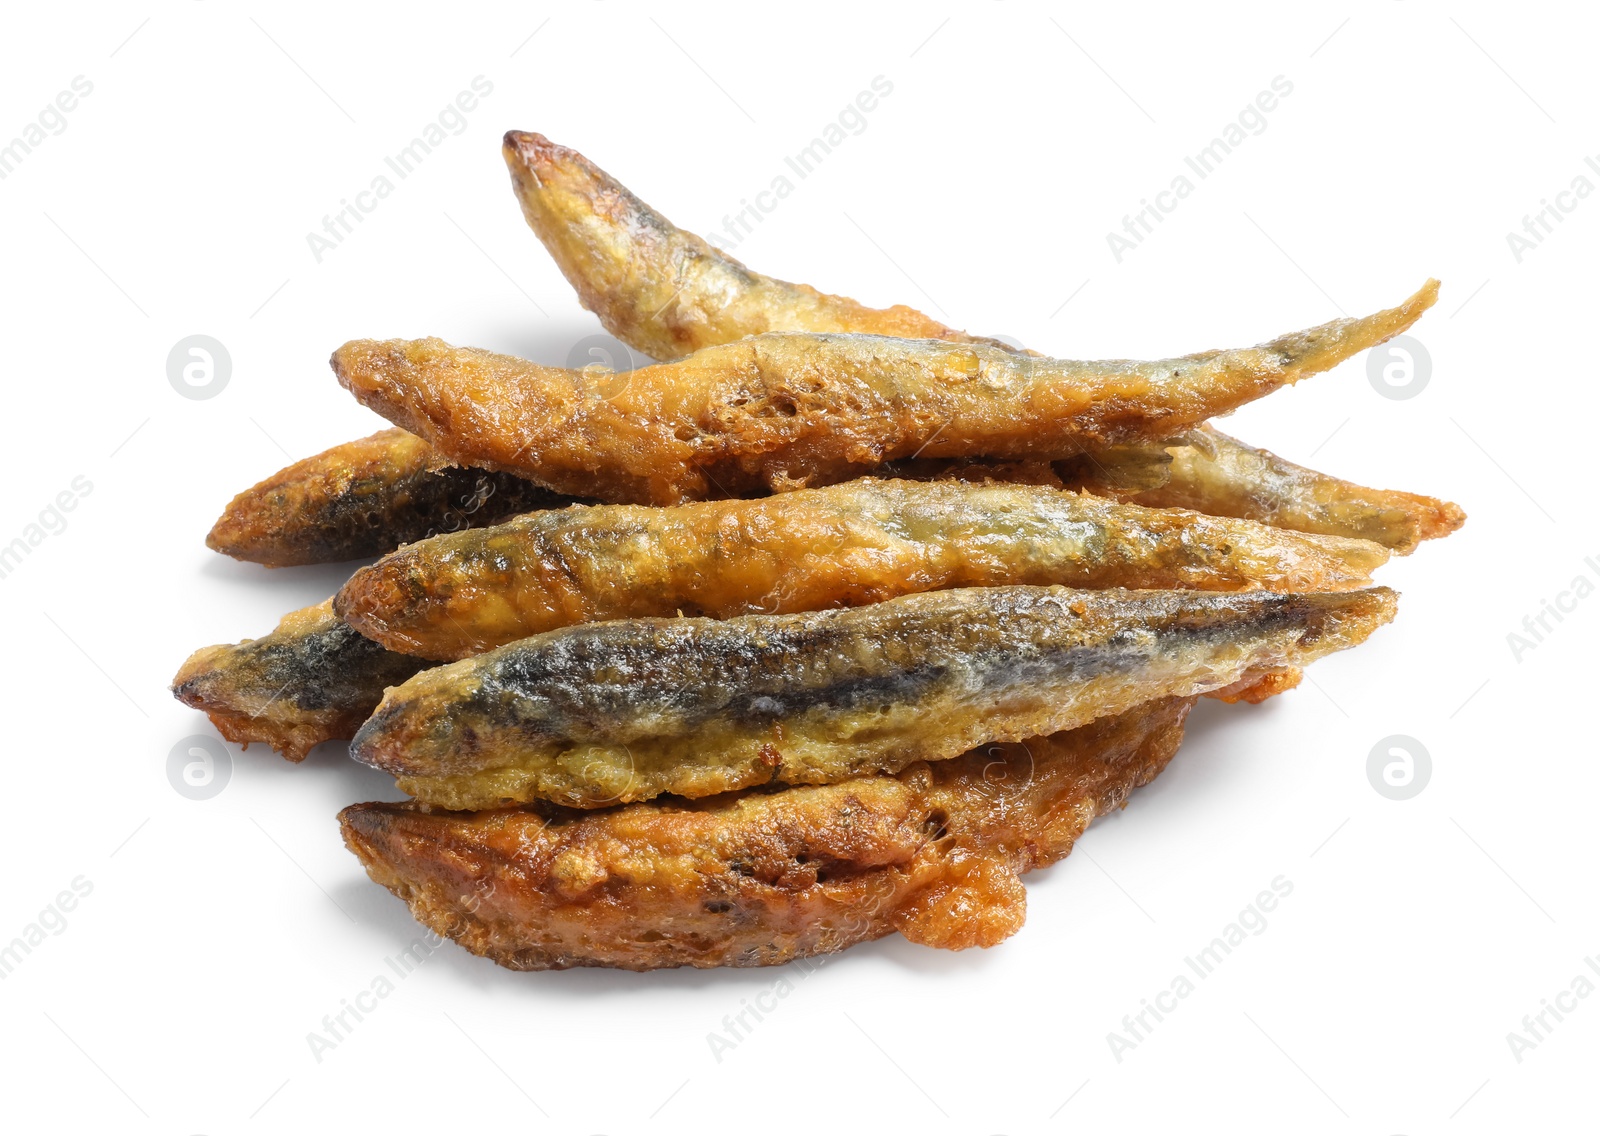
xmin=502 ymin=130 xmax=1463 ymax=550
xmin=207 ymin=427 xmax=582 ymax=567
xmin=350 ymin=585 xmax=1396 ymax=811
xmin=333 ymin=477 xmax=1388 ymax=661
xmin=339 ymin=698 xmax=1195 ymax=971
xmin=1209 ymin=667 xmax=1304 ymax=705
xmin=331 ymin=282 xmax=1438 ymax=507
xmin=1128 ymin=427 xmax=1465 ymax=554
xmin=502 ymin=130 xmax=1011 ymax=361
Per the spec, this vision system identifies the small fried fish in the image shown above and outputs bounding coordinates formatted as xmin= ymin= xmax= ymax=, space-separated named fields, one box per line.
xmin=332 ymin=282 xmax=1437 ymax=506
xmin=335 ymin=477 xmax=1388 ymax=661
xmin=349 ymin=584 xmax=1396 ymax=810
xmin=502 ymin=130 xmax=1462 ymax=545
xmin=502 ymin=130 xmax=1015 ymax=361
xmin=340 ymin=698 xmax=1195 ymax=971
xmin=171 ymin=600 xmax=430 ymax=761
xmin=207 ymin=428 xmax=582 ymax=567
xmin=1124 ymin=426 xmax=1466 ymax=554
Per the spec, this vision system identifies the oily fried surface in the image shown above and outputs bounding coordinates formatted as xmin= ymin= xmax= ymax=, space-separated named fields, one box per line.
xmin=351 ymin=584 xmax=1395 ymax=810
xmin=332 ymin=283 xmax=1436 ymax=506
xmin=340 ymin=698 xmax=1195 ymax=971
xmin=733 ymin=429 xmax=1459 ymax=558
xmin=336 ymin=477 xmax=1388 ymax=661
xmin=499 ymin=129 xmax=1462 ymax=548
xmin=1125 ymin=426 xmax=1466 ymax=553
xmin=502 ymin=131 xmax=1012 ymax=361
xmin=1209 ymin=666 xmax=1304 ymax=704
xmin=207 ymin=427 xmax=581 ymax=567
xmin=170 ymin=600 xmax=430 ymax=761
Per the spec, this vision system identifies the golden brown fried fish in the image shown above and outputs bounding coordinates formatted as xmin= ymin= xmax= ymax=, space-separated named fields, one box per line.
xmin=207 ymin=428 xmax=583 ymax=567
xmin=350 ymin=584 xmax=1396 ymax=810
xmin=336 ymin=477 xmax=1388 ymax=661
xmin=1123 ymin=426 xmax=1466 ymax=554
xmin=339 ymin=697 xmax=1195 ymax=971
xmin=170 ymin=600 xmax=430 ymax=761
xmin=504 ymin=131 xmax=1462 ymax=548
xmin=332 ymin=282 xmax=1436 ymax=507
xmin=501 ymin=129 xmax=1016 ymax=360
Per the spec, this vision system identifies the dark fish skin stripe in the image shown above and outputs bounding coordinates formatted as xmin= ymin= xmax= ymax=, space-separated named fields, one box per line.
xmin=427 ymin=589 xmax=1318 ymax=738
xmin=352 ymin=584 xmax=1396 ymax=807
xmin=221 ymin=619 xmax=415 ymax=713
xmin=207 ymin=427 xmax=588 ymax=567
xmin=171 ymin=600 xmax=430 ymax=761
xmin=278 ymin=467 xmax=572 ymax=565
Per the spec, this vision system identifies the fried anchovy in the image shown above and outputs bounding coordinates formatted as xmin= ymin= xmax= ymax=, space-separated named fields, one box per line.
xmin=332 ymin=282 xmax=1436 ymax=507
xmin=502 ymin=130 xmax=1018 ymax=361
xmin=171 ymin=600 xmax=430 ymax=761
xmin=207 ymin=428 xmax=583 ymax=567
xmin=350 ymin=584 xmax=1395 ymax=810
xmin=335 ymin=477 xmax=1388 ymax=661
xmin=503 ymin=131 xmax=1463 ymax=544
xmin=340 ymin=698 xmax=1195 ymax=971
xmin=1118 ymin=426 xmax=1466 ymax=553
xmin=212 ymin=131 xmax=1456 ymax=562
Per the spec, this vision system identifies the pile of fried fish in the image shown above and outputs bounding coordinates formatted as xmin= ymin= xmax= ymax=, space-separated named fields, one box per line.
xmin=173 ymin=132 xmax=1463 ymax=972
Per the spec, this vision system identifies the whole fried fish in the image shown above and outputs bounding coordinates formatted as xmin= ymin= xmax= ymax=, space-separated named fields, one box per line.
xmin=502 ymin=129 xmax=1018 ymax=360
xmin=207 ymin=133 xmax=1458 ymax=568
xmin=350 ymin=584 xmax=1396 ymax=810
xmin=340 ymin=698 xmax=1195 ymax=971
xmin=332 ymin=282 xmax=1436 ymax=507
xmin=170 ymin=600 xmax=430 ymax=761
xmin=207 ymin=428 xmax=581 ymax=567
xmin=1124 ymin=426 xmax=1466 ymax=554
xmin=335 ymin=477 xmax=1388 ymax=661
xmin=501 ymin=130 xmax=1462 ymax=546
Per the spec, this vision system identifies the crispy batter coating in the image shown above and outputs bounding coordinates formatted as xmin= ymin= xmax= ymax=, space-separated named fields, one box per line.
xmin=210 ymin=133 xmax=1459 ymax=562
xmin=340 ymin=698 xmax=1195 ymax=970
xmin=350 ymin=584 xmax=1395 ymax=810
xmin=1124 ymin=426 xmax=1466 ymax=554
xmin=502 ymin=130 xmax=1014 ymax=361
xmin=207 ymin=428 xmax=582 ymax=567
xmin=170 ymin=600 xmax=430 ymax=761
xmin=332 ymin=282 xmax=1436 ymax=507
xmin=336 ymin=477 xmax=1388 ymax=661
xmin=502 ymin=130 xmax=1462 ymax=547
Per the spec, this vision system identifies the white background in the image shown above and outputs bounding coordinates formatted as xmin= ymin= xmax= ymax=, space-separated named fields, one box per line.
xmin=1 ymin=3 xmax=1593 ymax=1132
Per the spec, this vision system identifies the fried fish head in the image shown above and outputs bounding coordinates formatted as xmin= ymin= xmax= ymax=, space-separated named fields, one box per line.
xmin=171 ymin=600 xmax=429 ymax=762
xmin=501 ymin=130 xmax=997 ymax=361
